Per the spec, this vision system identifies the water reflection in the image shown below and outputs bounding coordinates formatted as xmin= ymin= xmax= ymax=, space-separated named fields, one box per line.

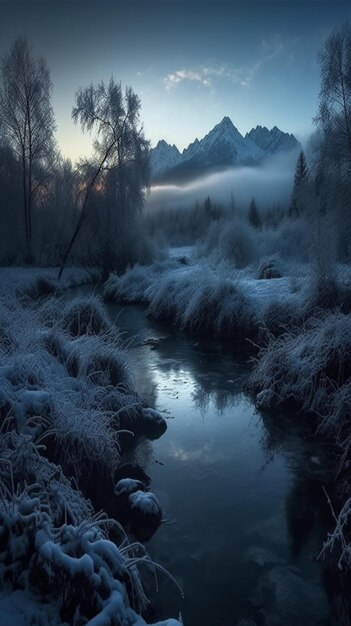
xmin=102 ymin=301 xmax=335 ymax=625
xmin=66 ymin=289 xmax=339 ymax=626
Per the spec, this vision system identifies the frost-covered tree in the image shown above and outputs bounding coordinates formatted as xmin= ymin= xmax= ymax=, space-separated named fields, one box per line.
xmin=248 ymin=197 xmax=261 ymax=229
xmin=315 ymin=24 xmax=351 ymax=179
xmin=289 ymin=151 xmax=309 ymax=217
xmin=59 ymin=78 xmax=150 ymax=278
xmin=0 ymin=37 xmax=56 ymax=260
xmin=312 ymin=24 xmax=351 ymax=257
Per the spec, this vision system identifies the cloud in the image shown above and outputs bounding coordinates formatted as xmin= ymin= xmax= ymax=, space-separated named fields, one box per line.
xmin=163 ymin=34 xmax=297 ymax=91
xmin=164 ymin=65 xmax=242 ymax=90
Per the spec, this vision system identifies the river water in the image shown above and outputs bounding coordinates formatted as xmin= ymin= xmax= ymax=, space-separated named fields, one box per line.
xmin=66 ymin=286 xmax=338 ymax=625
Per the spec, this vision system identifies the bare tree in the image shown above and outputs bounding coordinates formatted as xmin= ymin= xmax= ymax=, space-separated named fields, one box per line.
xmin=0 ymin=37 xmax=55 ymax=260
xmin=58 ymin=78 xmax=149 ymax=279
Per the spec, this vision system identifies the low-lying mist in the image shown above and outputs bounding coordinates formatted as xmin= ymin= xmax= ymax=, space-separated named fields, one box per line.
xmin=146 ymin=151 xmax=297 ymax=212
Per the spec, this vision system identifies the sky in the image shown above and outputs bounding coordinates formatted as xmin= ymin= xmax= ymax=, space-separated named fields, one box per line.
xmin=0 ymin=0 xmax=350 ymax=163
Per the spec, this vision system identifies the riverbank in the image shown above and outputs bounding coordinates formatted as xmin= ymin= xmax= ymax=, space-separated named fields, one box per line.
xmin=104 ymin=252 xmax=351 ymax=584
xmin=0 ymin=267 xmax=182 ymax=626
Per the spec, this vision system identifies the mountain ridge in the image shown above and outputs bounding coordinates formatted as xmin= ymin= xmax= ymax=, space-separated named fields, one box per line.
xmin=150 ymin=116 xmax=300 ymax=184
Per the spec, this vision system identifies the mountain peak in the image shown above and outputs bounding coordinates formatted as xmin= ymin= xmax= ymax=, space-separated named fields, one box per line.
xmin=220 ymin=115 xmax=233 ymax=126
xmin=215 ymin=116 xmax=238 ymax=133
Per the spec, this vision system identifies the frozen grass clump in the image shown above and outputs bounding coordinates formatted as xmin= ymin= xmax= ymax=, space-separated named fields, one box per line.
xmin=0 ymin=266 xmax=101 ymax=300
xmin=61 ymin=295 xmax=111 ymax=337
xmin=104 ymin=258 xmax=180 ymax=304
xmin=105 ymin=265 xmax=154 ymax=303
xmin=262 ymin=298 xmax=304 ymax=337
xmin=249 ymin=311 xmax=351 ymax=427
xmin=105 ymin=258 xmax=308 ymax=341
xmin=256 ymin=254 xmax=284 ymax=279
xmin=145 ymin=262 xmax=260 ymax=339
xmin=301 ymin=264 xmax=351 ymax=316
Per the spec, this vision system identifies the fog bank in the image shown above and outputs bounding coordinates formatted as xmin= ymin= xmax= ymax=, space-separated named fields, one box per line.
xmin=146 ymin=151 xmax=297 ymax=212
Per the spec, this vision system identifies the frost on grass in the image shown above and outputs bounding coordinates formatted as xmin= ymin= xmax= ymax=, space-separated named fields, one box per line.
xmin=0 ymin=273 xmax=181 ymax=625
xmin=105 ymin=259 xmax=264 ymax=340
xmin=249 ymin=311 xmax=351 ymax=571
xmin=249 ymin=312 xmax=351 ymax=421
xmin=0 ymin=266 xmax=101 ymax=300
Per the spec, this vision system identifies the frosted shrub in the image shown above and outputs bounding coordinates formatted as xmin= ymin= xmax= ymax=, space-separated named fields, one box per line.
xmin=196 ymin=217 xmax=255 ymax=267
xmin=261 ymin=217 xmax=314 ymax=262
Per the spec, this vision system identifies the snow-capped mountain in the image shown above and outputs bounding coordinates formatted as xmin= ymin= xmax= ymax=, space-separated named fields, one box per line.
xmin=182 ymin=116 xmax=265 ymax=164
xmin=150 ymin=117 xmax=300 ymax=183
xmin=245 ymin=125 xmax=299 ymax=155
xmin=149 ymin=140 xmax=182 ymax=178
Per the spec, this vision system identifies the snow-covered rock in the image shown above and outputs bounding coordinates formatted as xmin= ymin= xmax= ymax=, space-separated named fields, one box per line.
xmin=115 ymin=477 xmax=144 ymax=496
xmin=129 ymin=490 xmax=162 ymax=541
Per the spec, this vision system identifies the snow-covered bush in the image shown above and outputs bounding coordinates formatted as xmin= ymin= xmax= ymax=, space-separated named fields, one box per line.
xmin=0 ymin=488 xmax=181 ymax=625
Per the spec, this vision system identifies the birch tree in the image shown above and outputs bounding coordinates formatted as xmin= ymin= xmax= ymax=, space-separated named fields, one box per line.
xmin=0 ymin=37 xmax=55 ymax=260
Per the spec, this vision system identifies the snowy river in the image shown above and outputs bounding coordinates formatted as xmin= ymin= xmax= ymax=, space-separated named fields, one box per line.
xmin=66 ymin=286 xmax=338 ymax=626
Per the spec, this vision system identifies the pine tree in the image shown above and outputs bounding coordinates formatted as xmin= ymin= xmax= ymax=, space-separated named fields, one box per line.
xmin=230 ymin=190 xmax=236 ymax=213
xmin=289 ymin=151 xmax=309 ymax=217
xmin=248 ymin=197 xmax=261 ymax=229
xmin=204 ymin=196 xmax=212 ymax=213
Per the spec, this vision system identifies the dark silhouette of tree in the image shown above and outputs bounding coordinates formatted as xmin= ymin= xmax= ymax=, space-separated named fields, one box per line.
xmin=315 ymin=24 xmax=351 ymax=180
xmin=289 ymin=151 xmax=309 ymax=217
xmin=59 ymin=78 xmax=149 ymax=279
xmin=248 ymin=197 xmax=261 ymax=229
xmin=0 ymin=37 xmax=55 ymax=260
xmin=204 ymin=196 xmax=212 ymax=213
xmin=230 ymin=190 xmax=236 ymax=213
